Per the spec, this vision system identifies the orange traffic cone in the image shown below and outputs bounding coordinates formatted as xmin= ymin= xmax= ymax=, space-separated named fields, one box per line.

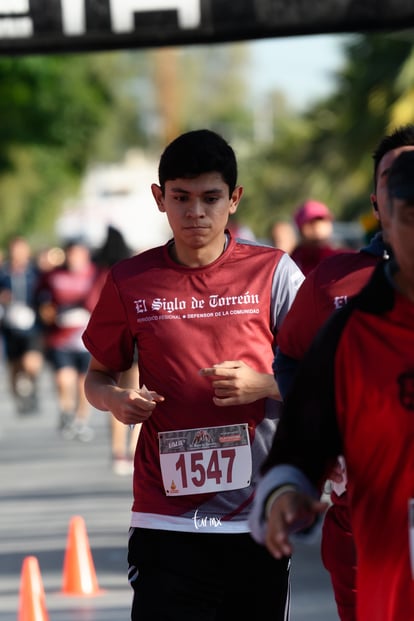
xmin=18 ymin=556 xmax=49 ymax=621
xmin=61 ymin=515 xmax=104 ymax=597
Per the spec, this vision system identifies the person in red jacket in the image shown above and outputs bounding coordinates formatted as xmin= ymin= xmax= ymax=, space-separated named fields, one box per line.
xmin=250 ymin=147 xmax=414 ymax=621
xmin=272 ymin=124 xmax=414 ymax=621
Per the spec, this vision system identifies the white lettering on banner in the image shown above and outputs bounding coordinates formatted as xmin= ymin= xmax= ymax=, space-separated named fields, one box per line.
xmin=0 ymin=0 xmax=31 ymax=38
xmin=0 ymin=0 xmax=28 ymax=11
xmin=61 ymin=0 xmax=85 ymax=36
xmin=109 ymin=0 xmax=201 ymax=33
xmin=0 ymin=0 xmax=202 ymax=42
xmin=0 ymin=16 xmax=31 ymax=35
xmin=0 ymin=0 xmax=412 ymax=53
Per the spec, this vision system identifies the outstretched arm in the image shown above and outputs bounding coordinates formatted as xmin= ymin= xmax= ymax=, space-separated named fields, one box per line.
xmin=264 ymin=489 xmax=328 ymax=558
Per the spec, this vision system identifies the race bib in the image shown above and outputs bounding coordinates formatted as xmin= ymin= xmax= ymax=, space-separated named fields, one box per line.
xmin=159 ymin=423 xmax=252 ymax=496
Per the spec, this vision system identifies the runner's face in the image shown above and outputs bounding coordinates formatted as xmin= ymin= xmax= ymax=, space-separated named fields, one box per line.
xmin=153 ymin=173 xmax=241 ymax=251
xmin=383 ymin=196 xmax=414 ymax=293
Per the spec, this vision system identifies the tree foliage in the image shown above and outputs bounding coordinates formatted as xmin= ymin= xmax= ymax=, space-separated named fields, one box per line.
xmin=0 ymin=55 xmax=114 ymax=172
xmin=237 ymin=32 xmax=414 ymax=239
xmin=1 ymin=32 xmax=414 ymax=249
xmin=0 ymin=52 xmax=139 ymax=247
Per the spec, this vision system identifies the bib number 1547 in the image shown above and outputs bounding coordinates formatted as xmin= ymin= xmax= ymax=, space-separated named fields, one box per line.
xmin=159 ymin=424 xmax=252 ymax=496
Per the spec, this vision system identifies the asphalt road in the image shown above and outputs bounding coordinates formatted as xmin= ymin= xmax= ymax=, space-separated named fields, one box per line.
xmin=0 ymin=364 xmax=338 ymax=621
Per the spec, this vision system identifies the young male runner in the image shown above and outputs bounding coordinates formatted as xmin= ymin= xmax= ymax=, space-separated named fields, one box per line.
xmin=82 ymin=129 xmax=303 ymax=620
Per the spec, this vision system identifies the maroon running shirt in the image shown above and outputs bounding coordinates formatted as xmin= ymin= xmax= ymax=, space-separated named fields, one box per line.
xmin=83 ymin=233 xmax=304 ymax=532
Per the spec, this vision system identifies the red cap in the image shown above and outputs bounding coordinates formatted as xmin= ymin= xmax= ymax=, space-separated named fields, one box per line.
xmin=294 ymin=200 xmax=333 ymax=230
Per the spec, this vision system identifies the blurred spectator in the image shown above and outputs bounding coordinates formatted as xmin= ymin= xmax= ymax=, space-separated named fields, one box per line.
xmin=270 ymin=220 xmax=298 ymax=254
xmin=92 ymin=226 xmax=141 ymax=475
xmin=291 ymin=199 xmax=348 ymax=275
xmin=35 ymin=238 xmax=98 ymax=441
xmin=0 ymin=236 xmax=43 ymax=415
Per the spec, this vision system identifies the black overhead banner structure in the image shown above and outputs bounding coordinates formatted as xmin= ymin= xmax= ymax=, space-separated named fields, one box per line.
xmin=0 ymin=0 xmax=414 ymax=55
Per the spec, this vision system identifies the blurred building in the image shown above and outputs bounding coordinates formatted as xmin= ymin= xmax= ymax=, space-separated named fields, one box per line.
xmin=56 ymin=150 xmax=172 ymax=253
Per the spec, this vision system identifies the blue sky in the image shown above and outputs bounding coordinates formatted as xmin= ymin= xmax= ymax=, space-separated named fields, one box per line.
xmin=248 ymin=33 xmax=352 ymax=109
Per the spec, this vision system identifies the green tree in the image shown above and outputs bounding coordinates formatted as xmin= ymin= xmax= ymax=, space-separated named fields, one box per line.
xmin=237 ymin=32 xmax=414 ymax=240
xmin=0 ymin=52 xmax=128 ymax=247
xmin=0 ymin=45 xmax=255 ymax=249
